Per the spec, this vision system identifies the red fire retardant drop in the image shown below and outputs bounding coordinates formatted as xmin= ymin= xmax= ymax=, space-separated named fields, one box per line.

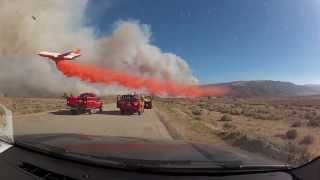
xmin=56 ymin=61 xmax=227 ymax=97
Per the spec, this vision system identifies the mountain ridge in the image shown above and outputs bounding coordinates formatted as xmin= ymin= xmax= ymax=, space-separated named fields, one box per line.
xmin=203 ymin=80 xmax=320 ymax=98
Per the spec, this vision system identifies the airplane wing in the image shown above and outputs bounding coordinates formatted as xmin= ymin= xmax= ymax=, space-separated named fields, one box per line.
xmin=58 ymin=51 xmax=72 ymax=57
xmin=63 ymin=49 xmax=81 ymax=60
xmin=38 ymin=51 xmax=61 ymax=58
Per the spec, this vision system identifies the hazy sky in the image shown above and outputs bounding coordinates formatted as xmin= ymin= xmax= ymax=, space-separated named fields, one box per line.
xmin=85 ymin=0 xmax=320 ymax=84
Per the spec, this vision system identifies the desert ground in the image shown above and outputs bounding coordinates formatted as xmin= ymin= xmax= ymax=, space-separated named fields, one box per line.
xmin=155 ymin=96 xmax=320 ymax=165
xmin=1 ymin=96 xmax=319 ymax=165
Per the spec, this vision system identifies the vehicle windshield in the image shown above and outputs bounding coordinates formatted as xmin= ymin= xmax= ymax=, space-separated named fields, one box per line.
xmin=0 ymin=0 xmax=319 ymax=169
xmin=79 ymin=93 xmax=96 ymax=98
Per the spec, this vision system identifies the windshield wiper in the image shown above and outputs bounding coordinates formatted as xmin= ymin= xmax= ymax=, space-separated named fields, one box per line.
xmin=237 ymin=164 xmax=291 ymax=170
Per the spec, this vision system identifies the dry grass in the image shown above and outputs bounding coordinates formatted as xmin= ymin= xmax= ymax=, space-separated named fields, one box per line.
xmin=155 ymin=96 xmax=320 ymax=165
xmin=307 ymin=119 xmax=320 ymax=127
xmin=0 ymin=96 xmax=115 ymax=116
xmin=220 ymin=115 xmax=233 ymax=121
xmin=300 ymin=135 xmax=315 ymax=145
xmin=291 ymin=121 xmax=302 ymax=127
xmin=0 ymin=97 xmax=65 ymax=115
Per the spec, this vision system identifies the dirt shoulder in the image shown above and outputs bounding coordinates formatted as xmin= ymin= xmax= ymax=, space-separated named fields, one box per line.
xmin=154 ymin=103 xmax=223 ymax=144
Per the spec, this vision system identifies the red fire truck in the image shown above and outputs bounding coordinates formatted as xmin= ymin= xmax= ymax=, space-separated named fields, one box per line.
xmin=67 ymin=93 xmax=103 ymax=115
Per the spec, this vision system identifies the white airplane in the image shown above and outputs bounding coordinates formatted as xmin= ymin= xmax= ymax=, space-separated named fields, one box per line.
xmin=38 ymin=49 xmax=81 ymax=62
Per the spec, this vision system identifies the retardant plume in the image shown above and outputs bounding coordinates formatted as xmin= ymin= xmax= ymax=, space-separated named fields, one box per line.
xmin=56 ymin=61 xmax=227 ymax=97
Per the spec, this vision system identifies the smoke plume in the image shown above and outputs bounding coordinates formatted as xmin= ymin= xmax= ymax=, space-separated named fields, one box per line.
xmin=0 ymin=0 xmax=201 ymax=97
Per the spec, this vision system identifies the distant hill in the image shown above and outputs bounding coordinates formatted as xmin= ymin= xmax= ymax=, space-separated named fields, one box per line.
xmin=204 ymin=80 xmax=320 ymax=98
xmin=304 ymin=84 xmax=320 ymax=91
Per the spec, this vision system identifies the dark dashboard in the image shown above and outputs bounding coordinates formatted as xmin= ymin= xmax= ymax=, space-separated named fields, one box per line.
xmin=1 ymin=145 xmax=318 ymax=180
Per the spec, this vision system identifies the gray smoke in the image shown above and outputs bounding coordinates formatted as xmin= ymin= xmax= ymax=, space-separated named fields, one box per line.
xmin=0 ymin=0 xmax=197 ymax=97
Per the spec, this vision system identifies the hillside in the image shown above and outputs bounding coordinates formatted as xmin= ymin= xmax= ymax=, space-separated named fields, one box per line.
xmin=205 ymin=80 xmax=320 ymax=98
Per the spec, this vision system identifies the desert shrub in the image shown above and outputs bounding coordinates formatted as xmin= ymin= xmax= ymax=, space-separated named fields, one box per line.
xmin=304 ymin=112 xmax=316 ymax=120
xmin=207 ymin=106 xmax=214 ymax=111
xmin=242 ymin=108 xmax=265 ymax=119
xmin=192 ymin=109 xmax=202 ymax=116
xmin=284 ymin=142 xmax=311 ymax=165
xmin=223 ymin=123 xmax=233 ymax=129
xmin=267 ymin=113 xmax=282 ymax=120
xmin=256 ymin=107 xmax=269 ymax=114
xmin=242 ymin=108 xmax=253 ymax=116
xmin=286 ymin=129 xmax=298 ymax=140
xmin=253 ymin=113 xmax=269 ymax=120
xmin=194 ymin=116 xmax=202 ymax=121
xmin=291 ymin=121 xmax=302 ymax=127
xmin=198 ymin=103 xmax=208 ymax=109
xmin=220 ymin=115 xmax=232 ymax=121
xmin=220 ymin=107 xmax=230 ymax=114
xmin=62 ymin=92 xmax=69 ymax=99
xmin=230 ymin=108 xmax=242 ymax=115
xmin=307 ymin=119 xmax=320 ymax=127
xmin=300 ymin=135 xmax=315 ymax=145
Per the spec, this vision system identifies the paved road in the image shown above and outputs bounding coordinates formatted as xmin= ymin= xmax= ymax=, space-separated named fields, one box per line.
xmin=13 ymin=103 xmax=172 ymax=140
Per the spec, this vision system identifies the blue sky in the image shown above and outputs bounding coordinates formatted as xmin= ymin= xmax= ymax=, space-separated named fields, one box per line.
xmin=85 ymin=0 xmax=320 ymax=84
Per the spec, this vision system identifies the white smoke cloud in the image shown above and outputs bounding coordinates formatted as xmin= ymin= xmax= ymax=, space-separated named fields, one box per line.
xmin=0 ymin=0 xmax=197 ymax=97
